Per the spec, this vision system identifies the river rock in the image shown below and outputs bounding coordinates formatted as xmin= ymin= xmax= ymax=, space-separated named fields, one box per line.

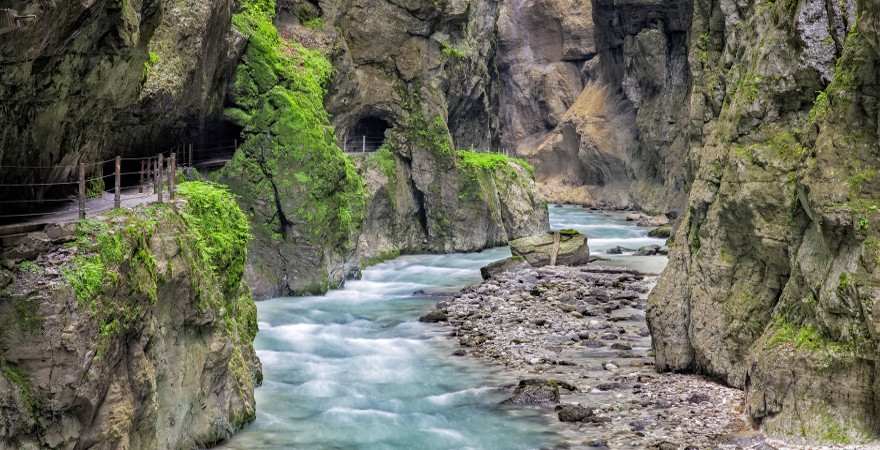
xmin=556 ymin=404 xmax=594 ymax=422
xmin=647 ymin=224 xmax=672 ymax=238
xmin=480 ymin=256 xmax=531 ymax=280
xmin=510 ymin=231 xmax=590 ymax=267
xmin=419 ymin=309 xmax=448 ymax=323
xmin=502 ymin=379 xmax=575 ymax=406
xmin=635 ymin=245 xmax=664 ymax=256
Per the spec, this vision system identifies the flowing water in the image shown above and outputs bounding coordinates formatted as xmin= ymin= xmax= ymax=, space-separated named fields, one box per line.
xmin=219 ymin=205 xmax=667 ymax=450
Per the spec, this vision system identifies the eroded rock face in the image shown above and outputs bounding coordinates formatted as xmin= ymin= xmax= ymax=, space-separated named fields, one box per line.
xmin=648 ymin=0 xmax=880 ymax=442
xmin=273 ymin=0 xmax=551 ymax=267
xmin=507 ymin=0 xmax=690 ymax=214
xmin=352 ymin=148 xmax=549 ymax=262
xmin=496 ymin=0 xmax=596 ymax=152
xmin=0 ymin=201 xmax=260 ymax=449
xmin=0 ymin=0 xmax=241 ymax=187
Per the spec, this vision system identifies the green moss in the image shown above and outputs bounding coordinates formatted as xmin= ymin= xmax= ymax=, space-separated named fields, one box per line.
xmin=368 ymin=145 xmax=399 ymax=209
xmin=818 ymin=414 xmax=853 ymax=444
xmin=457 ymin=150 xmax=534 ymax=178
xmin=1 ymin=363 xmax=36 ymax=413
xmin=847 ymin=168 xmax=876 ymax=195
xmin=361 ymin=249 xmax=401 ymax=267
xmin=143 ymin=51 xmax=160 ymax=80
xmin=387 ymin=83 xmax=454 ymax=160
xmin=838 ymin=272 xmax=852 ymax=291
xmin=696 ymin=32 xmax=711 ymax=64
xmin=177 ymin=181 xmax=251 ymax=294
xmin=558 ymin=229 xmax=579 ymax=236
xmin=808 ymin=90 xmax=830 ymax=124
xmin=18 ymin=260 xmax=39 ymax=273
xmin=766 ymin=131 xmax=807 ymax=161
xmin=13 ymin=297 xmax=41 ymax=333
xmin=303 ymin=17 xmax=324 ymax=30
xmin=224 ymin=0 xmax=366 ymax=251
xmin=441 ymin=42 xmax=467 ymax=59
xmin=766 ymin=317 xmax=861 ymax=369
xmin=62 ymin=210 xmax=162 ymax=349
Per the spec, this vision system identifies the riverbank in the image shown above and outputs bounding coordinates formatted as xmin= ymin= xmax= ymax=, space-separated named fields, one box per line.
xmin=426 ymin=264 xmax=770 ymax=449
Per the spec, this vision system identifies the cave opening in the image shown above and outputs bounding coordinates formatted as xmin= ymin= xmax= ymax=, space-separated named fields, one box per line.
xmin=345 ymin=116 xmax=390 ymax=152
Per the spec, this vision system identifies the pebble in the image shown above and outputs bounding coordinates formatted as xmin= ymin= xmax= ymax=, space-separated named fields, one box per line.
xmin=428 ymin=264 xmax=772 ymax=449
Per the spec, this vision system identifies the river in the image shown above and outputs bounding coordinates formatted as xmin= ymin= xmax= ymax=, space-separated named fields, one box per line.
xmin=218 ymin=205 xmax=667 ymax=449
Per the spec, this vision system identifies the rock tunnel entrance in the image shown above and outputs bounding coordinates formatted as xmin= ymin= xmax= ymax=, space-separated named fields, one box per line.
xmin=345 ymin=116 xmax=389 ymax=152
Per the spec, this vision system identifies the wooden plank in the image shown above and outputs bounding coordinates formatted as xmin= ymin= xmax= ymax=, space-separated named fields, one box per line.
xmin=114 ymin=156 xmax=121 ymax=209
xmin=78 ymin=163 xmax=86 ymax=220
xmin=157 ymin=154 xmax=164 ymax=203
xmin=169 ymin=153 xmax=176 ymax=200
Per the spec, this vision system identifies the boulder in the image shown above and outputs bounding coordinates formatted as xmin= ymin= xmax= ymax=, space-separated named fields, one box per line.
xmin=635 ymin=245 xmax=663 ymax=256
xmin=647 ymin=224 xmax=672 ymax=238
xmin=607 ymin=246 xmax=634 ymax=255
xmin=556 ymin=404 xmax=594 ymax=422
xmin=480 ymin=256 xmax=531 ymax=279
xmin=510 ymin=230 xmax=590 ymax=267
xmin=418 ymin=309 xmax=448 ymax=323
xmin=502 ymin=379 xmax=577 ymax=406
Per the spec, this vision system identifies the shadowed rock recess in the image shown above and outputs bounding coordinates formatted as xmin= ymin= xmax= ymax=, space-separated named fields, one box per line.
xmin=648 ymin=0 xmax=880 ymax=444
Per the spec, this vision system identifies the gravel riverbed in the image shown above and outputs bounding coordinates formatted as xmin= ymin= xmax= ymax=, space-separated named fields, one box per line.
xmin=424 ymin=264 xmax=775 ymax=450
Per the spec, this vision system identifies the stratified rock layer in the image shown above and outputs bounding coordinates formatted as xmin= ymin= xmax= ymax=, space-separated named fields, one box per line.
xmin=648 ymin=0 xmax=880 ymax=443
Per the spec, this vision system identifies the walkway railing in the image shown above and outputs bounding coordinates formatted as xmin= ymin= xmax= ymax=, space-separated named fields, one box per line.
xmin=0 ymin=140 xmax=242 ymax=226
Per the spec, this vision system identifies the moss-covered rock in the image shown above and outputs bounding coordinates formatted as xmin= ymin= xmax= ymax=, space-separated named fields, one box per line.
xmin=219 ymin=0 xmax=366 ymax=298
xmin=510 ymin=231 xmax=590 ymax=267
xmin=648 ymin=0 xmax=880 ymax=443
xmin=0 ymin=184 xmax=260 ymax=449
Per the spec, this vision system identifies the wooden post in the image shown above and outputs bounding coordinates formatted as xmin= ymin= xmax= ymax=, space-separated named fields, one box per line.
xmin=78 ymin=163 xmax=86 ymax=219
xmin=362 ymin=135 xmax=366 ymax=153
xmin=157 ymin=154 xmax=164 ymax=203
xmin=149 ymin=158 xmax=156 ymax=194
xmin=550 ymin=231 xmax=561 ymax=266
xmin=139 ymin=160 xmax=145 ymax=193
xmin=114 ymin=156 xmax=121 ymax=209
xmin=169 ymin=153 xmax=176 ymax=200
xmin=188 ymin=144 xmax=193 ymax=168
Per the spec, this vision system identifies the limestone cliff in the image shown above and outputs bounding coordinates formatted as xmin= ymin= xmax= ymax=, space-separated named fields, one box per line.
xmin=648 ymin=0 xmax=880 ymax=443
xmin=503 ymin=0 xmax=690 ymax=214
xmin=353 ymin=148 xmax=548 ymax=264
xmin=0 ymin=182 xmax=260 ymax=449
xmin=217 ymin=0 xmax=548 ymax=298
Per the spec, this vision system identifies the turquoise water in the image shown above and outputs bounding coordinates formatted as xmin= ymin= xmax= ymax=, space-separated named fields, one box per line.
xmin=218 ymin=248 xmax=559 ymax=450
xmin=548 ymin=204 xmax=666 ymax=255
xmin=219 ymin=205 xmax=665 ymax=450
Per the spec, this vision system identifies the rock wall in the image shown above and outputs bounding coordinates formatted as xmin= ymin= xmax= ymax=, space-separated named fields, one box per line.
xmin=353 ymin=149 xmax=548 ymax=263
xmin=502 ymin=0 xmax=690 ymax=214
xmin=0 ymin=183 xmax=260 ymax=449
xmin=0 ymin=0 xmax=241 ymax=187
xmin=648 ymin=0 xmax=880 ymax=443
xmin=264 ymin=0 xmax=550 ymax=274
xmin=496 ymin=0 xmax=597 ymax=152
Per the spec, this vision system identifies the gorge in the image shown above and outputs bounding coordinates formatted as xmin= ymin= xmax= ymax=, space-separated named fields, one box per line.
xmin=1 ymin=0 xmax=879 ymax=448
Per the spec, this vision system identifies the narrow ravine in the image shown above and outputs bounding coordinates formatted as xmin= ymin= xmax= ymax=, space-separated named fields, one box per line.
xmin=219 ymin=206 xmax=666 ymax=449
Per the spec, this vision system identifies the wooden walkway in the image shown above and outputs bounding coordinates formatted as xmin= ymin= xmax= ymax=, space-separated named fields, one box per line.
xmin=0 ymin=143 xmax=237 ymax=240
xmin=0 ymin=188 xmax=161 ymax=237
